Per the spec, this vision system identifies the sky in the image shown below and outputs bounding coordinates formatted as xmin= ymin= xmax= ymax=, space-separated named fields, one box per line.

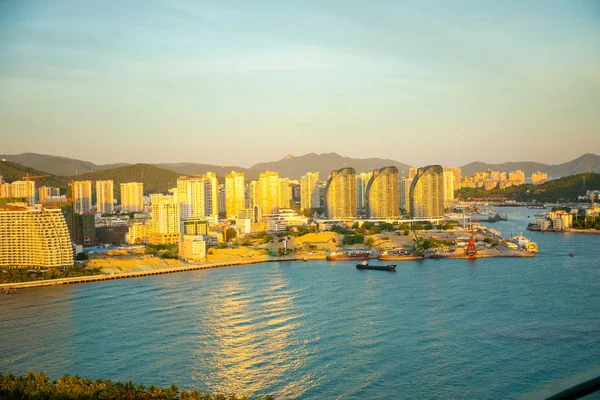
xmin=0 ymin=0 xmax=599 ymax=168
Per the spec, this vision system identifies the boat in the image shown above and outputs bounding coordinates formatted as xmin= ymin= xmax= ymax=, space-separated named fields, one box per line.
xmin=356 ymin=261 xmax=396 ymax=271
xmin=378 ymin=249 xmax=424 ymax=261
xmin=326 ymin=250 xmax=371 ymax=261
xmin=510 ymin=234 xmax=539 ymax=253
xmin=569 ymin=252 xmax=574 ymax=257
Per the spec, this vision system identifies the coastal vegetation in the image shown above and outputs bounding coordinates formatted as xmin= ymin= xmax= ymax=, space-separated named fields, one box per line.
xmin=0 ymin=371 xmax=273 ymax=400
xmin=0 ymin=266 xmax=102 ymax=284
xmin=456 ymin=173 xmax=600 ymax=202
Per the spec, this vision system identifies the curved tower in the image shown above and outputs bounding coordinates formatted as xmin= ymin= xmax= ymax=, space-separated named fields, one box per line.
xmin=366 ymin=166 xmax=399 ymax=218
xmin=409 ymin=165 xmax=444 ymax=218
xmin=325 ymin=168 xmax=356 ymax=219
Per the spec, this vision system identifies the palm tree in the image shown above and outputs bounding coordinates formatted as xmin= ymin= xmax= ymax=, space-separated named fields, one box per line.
xmin=189 ymin=389 xmax=203 ymax=400
xmin=165 ymin=383 xmax=180 ymax=400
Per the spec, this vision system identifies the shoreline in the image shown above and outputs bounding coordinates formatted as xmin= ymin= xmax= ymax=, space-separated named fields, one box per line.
xmin=0 ymin=254 xmax=325 ymax=290
xmin=527 ymin=228 xmax=600 ymax=235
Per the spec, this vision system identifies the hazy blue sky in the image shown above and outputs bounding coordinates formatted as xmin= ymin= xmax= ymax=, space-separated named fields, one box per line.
xmin=1 ymin=0 xmax=599 ymax=167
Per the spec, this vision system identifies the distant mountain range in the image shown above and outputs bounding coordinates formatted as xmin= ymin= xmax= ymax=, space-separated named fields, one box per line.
xmin=460 ymin=153 xmax=600 ymax=177
xmin=2 ymin=152 xmax=599 ymax=183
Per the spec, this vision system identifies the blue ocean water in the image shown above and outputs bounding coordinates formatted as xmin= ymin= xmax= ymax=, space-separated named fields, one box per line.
xmin=1 ymin=208 xmax=599 ymax=399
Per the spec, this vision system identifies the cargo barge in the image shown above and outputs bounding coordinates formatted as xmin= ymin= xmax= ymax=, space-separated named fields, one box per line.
xmin=356 ymin=261 xmax=396 ymax=271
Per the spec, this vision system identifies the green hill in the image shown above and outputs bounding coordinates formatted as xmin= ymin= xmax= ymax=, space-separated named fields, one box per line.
xmin=69 ymin=163 xmax=182 ymax=201
xmin=456 ymin=173 xmax=600 ymax=202
xmin=0 ymin=161 xmax=68 ymax=190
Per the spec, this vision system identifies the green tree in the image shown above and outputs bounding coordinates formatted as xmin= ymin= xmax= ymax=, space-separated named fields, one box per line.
xmin=366 ymin=237 xmax=375 ymax=247
xmin=75 ymin=252 xmax=89 ymax=261
xmin=226 ymin=228 xmax=237 ymax=240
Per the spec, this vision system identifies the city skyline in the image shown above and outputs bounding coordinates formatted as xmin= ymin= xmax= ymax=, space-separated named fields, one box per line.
xmin=1 ymin=1 xmax=599 ymax=167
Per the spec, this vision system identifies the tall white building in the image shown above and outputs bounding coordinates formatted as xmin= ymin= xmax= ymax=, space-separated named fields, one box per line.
xmin=120 ymin=182 xmax=144 ymax=212
xmin=279 ymin=178 xmax=291 ymax=209
xmin=225 ymin=171 xmax=245 ymax=219
xmin=39 ymin=186 xmax=61 ymax=202
xmin=149 ymin=194 xmax=180 ymax=244
xmin=177 ymin=176 xmax=206 ymax=219
xmin=10 ymin=181 xmax=36 ymax=205
xmin=399 ymin=177 xmax=413 ymax=214
xmin=300 ymin=172 xmax=320 ymax=210
xmin=203 ymin=172 xmax=219 ymax=217
xmin=443 ymin=169 xmax=455 ymax=206
xmin=73 ymin=181 xmax=92 ymax=214
xmin=96 ymin=180 xmax=114 ymax=214
xmin=356 ymin=172 xmax=372 ymax=209
xmin=258 ymin=171 xmax=280 ymax=215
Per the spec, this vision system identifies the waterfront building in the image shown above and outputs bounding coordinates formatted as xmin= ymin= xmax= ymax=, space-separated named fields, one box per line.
xmin=532 ymin=171 xmax=549 ymax=185
xmin=218 ymin=184 xmax=226 ymax=215
xmin=461 ymin=176 xmax=476 ymax=188
xmin=96 ymin=180 xmax=114 ymax=214
xmin=237 ymin=208 xmax=254 ymax=220
xmin=120 ymin=182 xmax=144 ymax=212
xmin=126 ymin=221 xmax=148 ymax=245
xmin=300 ymin=172 xmax=320 ymax=210
xmin=259 ymin=171 xmax=280 ymax=215
xmin=149 ymin=194 xmax=180 ymax=244
xmin=248 ymin=180 xmax=260 ymax=209
xmin=38 ymin=186 xmax=60 ymax=202
xmin=73 ymin=181 xmax=92 ymax=214
xmin=443 ymin=169 xmax=455 ymax=206
xmin=179 ymin=235 xmax=206 ymax=262
xmin=399 ymin=177 xmax=413 ymax=214
xmin=409 ymin=165 xmax=444 ymax=219
xmin=203 ymin=172 xmax=219 ymax=217
xmin=366 ymin=166 xmax=398 ymax=218
xmin=325 ymin=168 xmax=357 ymax=219
xmin=10 ymin=180 xmax=36 ymax=205
xmin=356 ymin=172 xmax=372 ymax=209
xmin=0 ymin=204 xmax=74 ymax=268
xmin=225 ymin=171 xmax=246 ymax=219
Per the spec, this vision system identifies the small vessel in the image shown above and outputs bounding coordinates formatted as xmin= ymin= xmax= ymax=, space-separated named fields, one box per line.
xmin=510 ymin=234 xmax=539 ymax=253
xmin=356 ymin=261 xmax=396 ymax=271
xmin=569 ymin=252 xmax=574 ymax=257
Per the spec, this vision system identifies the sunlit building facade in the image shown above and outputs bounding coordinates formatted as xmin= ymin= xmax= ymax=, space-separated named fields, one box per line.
xmin=96 ymin=180 xmax=114 ymax=214
xmin=325 ymin=168 xmax=356 ymax=219
xmin=409 ymin=165 xmax=444 ymax=218
xmin=203 ymin=172 xmax=219 ymax=217
xmin=300 ymin=172 xmax=320 ymax=210
xmin=366 ymin=166 xmax=398 ymax=218
xmin=356 ymin=172 xmax=372 ymax=209
xmin=0 ymin=204 xmax=74 ymax=268
xmin=120 ymin=182 xmax=144 ymax=212
xmin=73 ymin=180 xmax=93 ymax=214
xmin=443 ymin=169 xmax=455 ymax=206
xmin=149 ymin=194 xmax=180 ymax=244
xmin=279 ymin=178 xmax=292 ymax=209
xmin=258 ymin=171 xmax=280 ymax=215
xmin=532 ymin=171 xmax=548 ymax=185
xmin=225 ymin=171 xmax=245 ymax=219
xmin=10 ymin=180 xmax=36 ymax=205
xmin=177 ymin=176 xmax=206 ymax=219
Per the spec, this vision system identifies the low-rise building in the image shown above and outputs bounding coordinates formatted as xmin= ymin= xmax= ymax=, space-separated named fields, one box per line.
xmin=179 ymin=235 xmax=206 ymax=262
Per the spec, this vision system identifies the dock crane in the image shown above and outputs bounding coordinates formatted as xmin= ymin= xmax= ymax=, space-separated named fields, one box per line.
xmin=22 ymin=173 xmax=51 ymax=205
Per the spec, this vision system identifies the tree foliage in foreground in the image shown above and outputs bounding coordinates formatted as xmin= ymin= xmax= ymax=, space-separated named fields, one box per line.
xmin=0 ymin=371 xmax=274 ymax=400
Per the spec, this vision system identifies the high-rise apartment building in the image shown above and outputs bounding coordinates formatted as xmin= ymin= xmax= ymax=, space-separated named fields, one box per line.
xmin=399 ymin=177 xmax=413 ymax=214
xmin=203 ymin=172 xmax=219 ymax=217
xmin=300 ymin=172 xmax=320 ymax=210
xmin=73 ymin=180 xmax=92 ymax=214
xmin=10 ymin=180 xmax=36 ymax=205
xmin=258 ymin=171 xmax=280 ymax=215
xmin=325 ymin=168 xmax=357 ymax=219
xmin=0 ymin=180 xmax=11 ymax=198
xmin=177 ymin=176 xmax=206 ymax=219
xmin=149 ymin=194 xmax=180 ymax=244
xmin=408 ymin=168 xmax=418 ymax=179
xmin=225 ymin=171 xmax=245 ymax=219
xmin=120 ymin=182 xmax=144 ymax=212
xmin=409 ymin=165 xmax=444 ymax=218
xmin=532 ymin=171 xmax=548 ymax=185
xmin=279 ymin=178 xmax=291 ymax=209
xmin=443 ymin=169 xmax=455 ymax=206
xmin=38 ymin=186 xmax=61 ymax=202
xmin=356 ymin=172 xmax=372 ymax=209
xmin=96 ymin=180 xmax=114 ymax=214
xmin=0 ymin=204 xmax=73 ymax=268
xmin=444 ymin=167 xmax=462 ymax=190
xmin=509 ymin=170 xmax=526 ymax=185
xmin=366 ymin=166 xmax=398 ymax=218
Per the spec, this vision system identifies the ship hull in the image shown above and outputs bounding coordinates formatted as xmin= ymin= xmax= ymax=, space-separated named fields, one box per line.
xmin=326 ymin=255 xmax=370 ymax=261
xmin=378 ymin=255 xmax=423 ymax=261
xmin=356 ymin=264 xmax=396 ymax=271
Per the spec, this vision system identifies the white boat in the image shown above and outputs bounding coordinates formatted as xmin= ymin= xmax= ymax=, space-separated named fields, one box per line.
xmin=510 ymin=233 xmax=539 ymax=253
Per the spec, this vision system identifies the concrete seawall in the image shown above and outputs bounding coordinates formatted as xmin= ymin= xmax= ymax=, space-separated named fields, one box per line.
xmin=0 ymin=255 xmax=325 ymax=290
